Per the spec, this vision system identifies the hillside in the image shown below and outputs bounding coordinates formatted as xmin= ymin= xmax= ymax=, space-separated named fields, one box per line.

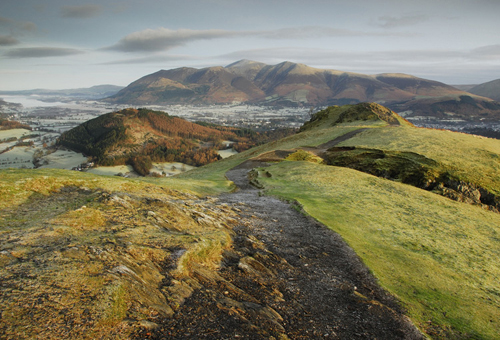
xmin=105 ymin=60 xmax=500 ymax=122
xmin=0 ymin=169 xmax=239 ymax=339
xmin=2 ymin=102 xmax=500 ymax=339
xmin=106 ymin=67 xmax=264 ymax=104
xmin=468 ymin=78 xmax=500 ymax=101
xmin=57 ymin=108 xmax=294 ymax=175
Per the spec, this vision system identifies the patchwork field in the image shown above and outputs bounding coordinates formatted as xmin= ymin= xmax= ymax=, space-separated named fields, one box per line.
xmin=0 ymin=128 xmax=31 ymax=141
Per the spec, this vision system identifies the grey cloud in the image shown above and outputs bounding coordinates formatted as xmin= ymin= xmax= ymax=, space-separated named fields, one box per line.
xmin=220 ymin=47 xmax=464 ymax=68
xmin=105 ymin=28 xmax=244 ymax=53
xmin=20 ymin=22 xmax=37 ymax=32
xmin=100 ymin=54 xmax=197 ymax=65
xmin=260 ymin=26 xmax=404 ymax=39
xmin=377 ymin=14 xmax=429 ymax=28
xmin=106 ymin=26 xmax=405 ymax=54
xmin=0 ymin=35 xmax=19 ymax=46
xmin=4 ymin=47 xmax=85 ymax=58
xmin=260 ymin=27 xmax=361 ymax=39
xmin=0 ymin=17 xmax=13 ymax=26
xmin=0 ymin=16 xmax=37 ymax=33
xmin=61 ymin=5 xmax=102 ymax=19
xmin=217 ymin=46 xmax=500 ymax=83
xmin=469 ymin=45 xmax=500 ymax=59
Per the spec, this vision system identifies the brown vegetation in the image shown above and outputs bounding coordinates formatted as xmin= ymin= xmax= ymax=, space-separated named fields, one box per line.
xmin=0 ymin=119 xmax=31 ymax=131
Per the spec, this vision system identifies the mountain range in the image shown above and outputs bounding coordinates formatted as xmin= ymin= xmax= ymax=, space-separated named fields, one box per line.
xmin=0 ymin=85 xmax=124 ymax=100
xmin=105 ymin=60 xmax=500 ymax=121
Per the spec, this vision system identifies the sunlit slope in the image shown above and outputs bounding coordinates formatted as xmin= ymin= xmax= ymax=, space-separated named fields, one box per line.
xmin=334 ymin=126 xmax=500 ymax=195
xmin=299 ymin=104 xmax=500 ymax=197
xmin=182 ymin=102 xmax=500 ymax=197
xmin=179 ymin=103 xmax=406 ymax=183
xmin=0 ymin=168 xmax=236 ymax=339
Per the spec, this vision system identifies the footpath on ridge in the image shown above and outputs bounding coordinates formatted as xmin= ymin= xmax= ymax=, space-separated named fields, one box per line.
xmin=137 ymin=160 xmax=424 ymax=339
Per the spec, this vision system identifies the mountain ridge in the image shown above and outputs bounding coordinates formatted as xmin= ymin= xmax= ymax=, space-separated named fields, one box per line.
xmin=105 ymin=60 xmax=500 ymax=122
xmin=467 ymin=78 xmax=500 ymax=101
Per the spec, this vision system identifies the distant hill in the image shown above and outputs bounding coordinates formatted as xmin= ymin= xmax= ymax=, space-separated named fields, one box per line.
xmin=57 ymin=108 xmax=294 ymax=175
xmin=451 ymin=84 xmax=477 ymax=91
xmin=104 ymin=60 xmax=500 ymax=121
xmin=467 ymin=78 xmax=500 ymax=101
xmin=0 ymin=85 xmax=124 ymax=100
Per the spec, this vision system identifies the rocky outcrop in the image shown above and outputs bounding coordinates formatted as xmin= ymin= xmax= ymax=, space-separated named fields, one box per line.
xmin=435 ymin=180 xmax=500 ymax=212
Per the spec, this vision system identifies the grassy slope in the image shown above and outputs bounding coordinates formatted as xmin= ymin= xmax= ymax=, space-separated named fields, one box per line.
xmin=2 ymin=103 xmax=500 ymax=338
xmin=337 ymin=127 xmax=500 ymax=195
xmin=178 ymin=105 xmax=385 ymax=185
xmin=258 ymin=162 xmax=500 ymax=339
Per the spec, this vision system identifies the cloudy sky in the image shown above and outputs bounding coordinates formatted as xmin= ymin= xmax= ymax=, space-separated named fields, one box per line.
xmin=0 ymin=0 xmax=499 ymax=90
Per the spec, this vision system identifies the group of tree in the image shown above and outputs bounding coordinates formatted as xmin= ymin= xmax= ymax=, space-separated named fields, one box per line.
xmin=0 ymin=119 xmax=31 ymax=131
xmin=57 ymin=112 xmax=127 ymax=162
xmin=138 ymin=109 xmax=234 ymax=141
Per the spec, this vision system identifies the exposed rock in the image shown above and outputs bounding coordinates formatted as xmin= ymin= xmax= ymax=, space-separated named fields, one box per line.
xmin=109 ymin=194 xmax=134 ymax=209
xmin=0 ymin=251 xmax=18 ymax=267
xmin=138 ymin=320 xmax=160 ymax=331
xmin=238 ymin=256 xmax=275 ymax=278
xmin=135 ymin=163 xmax=425 ymax=340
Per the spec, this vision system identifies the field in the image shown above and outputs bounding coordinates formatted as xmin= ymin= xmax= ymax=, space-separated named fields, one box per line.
xmin=0 ymin=146 xmax=35 ymax=169
xmin=217 ymin=148 xmax=238 ymax=159
xmin=0 ymin=128 xmax=31 ymax=141
xmin=38 ymin=149 xmax=87 ymax=169
xmin=86 ymin=165 xmax=137 ymax=177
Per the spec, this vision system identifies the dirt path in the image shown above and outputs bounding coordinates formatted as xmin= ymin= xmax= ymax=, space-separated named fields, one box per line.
xmin=300 ymin=128 xmax=369 ymax=157
xmin=137 ymin=161 xmax=424 ymax=339
xmin=315 ymin=128 xmax=369 ymax=151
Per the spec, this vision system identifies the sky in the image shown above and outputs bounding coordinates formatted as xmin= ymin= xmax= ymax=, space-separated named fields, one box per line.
xmin=0 ymin=0 xmax=499 ymax=90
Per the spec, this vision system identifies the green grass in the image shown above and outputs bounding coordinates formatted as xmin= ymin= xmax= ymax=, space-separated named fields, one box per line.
xmin=178 ymin=122 xmax=367 ymax=184
xmin=337 ymin=127 xmax=500 ymax=195
xmin=258 ymin=161 xmax=500 ymax=339
xmin=177 ymin=105 xmax=417 ymax=187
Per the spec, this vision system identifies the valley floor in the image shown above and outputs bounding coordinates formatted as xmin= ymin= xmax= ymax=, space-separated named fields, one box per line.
xmin=136 ymin=161 xmax=423 ymax=339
